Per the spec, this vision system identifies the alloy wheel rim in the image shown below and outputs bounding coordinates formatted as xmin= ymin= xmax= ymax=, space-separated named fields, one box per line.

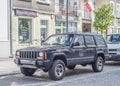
xmin=55 ymin=64 xmax=64 ymax=77
xmin=97 ymin=57 xmax=103 ymax=70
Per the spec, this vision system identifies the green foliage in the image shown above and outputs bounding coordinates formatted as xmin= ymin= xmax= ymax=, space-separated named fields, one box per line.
xmin=93 ymin=4 xmax=114 ymax=34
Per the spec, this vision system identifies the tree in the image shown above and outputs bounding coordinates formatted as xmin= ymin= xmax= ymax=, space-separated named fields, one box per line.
xmin=93 ymin=4 xmax=114 ymax=34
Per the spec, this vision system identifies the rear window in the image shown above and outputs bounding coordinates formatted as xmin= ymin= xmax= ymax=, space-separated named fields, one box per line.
xmin=85 ymin=35 xmax=96 ymax=47
xmin=95 ymin=35 xmax=106 ymax=46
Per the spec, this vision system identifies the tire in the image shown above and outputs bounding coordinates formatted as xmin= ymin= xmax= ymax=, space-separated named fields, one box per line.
xmin=67 ymin=65 xmax=76 ymax=70
xmin=20 ymin=67 xmax=36 ymax=76
xmin=92 ymin=56 xmax=104 ymax=72
xmin=43 ymin=69 xmax=48 ymax=72
xmin=49 ymin=60 xmax=66 ymax=80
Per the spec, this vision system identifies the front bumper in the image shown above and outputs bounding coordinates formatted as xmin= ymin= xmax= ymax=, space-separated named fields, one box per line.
xmin=108 ymin=54 xmax=120 ymax=61
xmin=14 ymin=59 xmax=51 ymax=70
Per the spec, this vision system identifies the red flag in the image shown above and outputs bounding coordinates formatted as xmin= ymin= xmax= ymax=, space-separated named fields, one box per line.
xmin=85 ymin=2 xmax=94 ymax=12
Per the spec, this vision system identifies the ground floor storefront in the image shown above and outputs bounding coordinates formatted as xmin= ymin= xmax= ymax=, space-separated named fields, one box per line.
xmin=12 ymin=9 xmax=55 ymax=55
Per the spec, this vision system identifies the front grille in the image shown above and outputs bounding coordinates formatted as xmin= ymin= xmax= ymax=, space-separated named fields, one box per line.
xmin=109 ymin=49 xmax=117 ymax=51
xmin=20 ymin=51 xmax=39 ymax=59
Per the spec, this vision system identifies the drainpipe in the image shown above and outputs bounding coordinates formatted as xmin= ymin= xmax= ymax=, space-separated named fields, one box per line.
xmin=9 ymin=0 xmax=13 ymax=58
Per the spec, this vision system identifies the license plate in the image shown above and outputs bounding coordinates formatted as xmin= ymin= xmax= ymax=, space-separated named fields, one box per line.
xmin=20 ymin=60 xmax=35 ymax=65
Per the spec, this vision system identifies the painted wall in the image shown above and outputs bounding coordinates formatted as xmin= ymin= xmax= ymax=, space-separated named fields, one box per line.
xmin=0 ymin=0 xmax=10 ymax=58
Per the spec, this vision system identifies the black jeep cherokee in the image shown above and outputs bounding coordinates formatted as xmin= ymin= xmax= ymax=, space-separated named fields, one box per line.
xmin=14 ymin=33 xmax=109 ymax=80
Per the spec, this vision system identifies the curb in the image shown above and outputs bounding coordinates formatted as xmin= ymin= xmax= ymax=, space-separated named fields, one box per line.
xmin=0 ymin=71 xmax=20 ymax=77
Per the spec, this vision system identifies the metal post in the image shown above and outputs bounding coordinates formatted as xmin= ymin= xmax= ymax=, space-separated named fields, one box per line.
xmin=10 ymin=0 xmax=13 ymax=57
xmin=66 ymin=0 xmax=69 ymax=32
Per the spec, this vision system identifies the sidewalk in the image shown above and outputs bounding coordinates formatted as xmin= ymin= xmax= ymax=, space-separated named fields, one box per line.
xmin=0 ymin=58 xmax=20 ymax=76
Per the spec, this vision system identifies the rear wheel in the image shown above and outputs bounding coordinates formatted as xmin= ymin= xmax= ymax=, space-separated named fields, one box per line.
xmin=67 ymin=65 xmax=76 ymax=70
xmin=49 ymin=60 xmax=65 ymax=80
xmin=20 ymin=67 xmax=36 ymax=76
xmin=92 ymin=56 xmax=104 ymax=72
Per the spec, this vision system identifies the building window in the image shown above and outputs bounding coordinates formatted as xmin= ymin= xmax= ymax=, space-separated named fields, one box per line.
xmin=40 ymin=20 xmax=48 ymax=43
xmin=37 ymin=0 xmax=50 ymax=4
xmin=18 ymin=19 xmax=32 ymax=43
xmin=59 ymin=0 xmax=64 ymax=10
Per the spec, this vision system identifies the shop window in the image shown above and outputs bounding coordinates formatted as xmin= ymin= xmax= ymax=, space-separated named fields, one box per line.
xmin=56 ymin=29 xmax=61 ymax=34
xmin=55 ymin=22 xmax=61 ymax=26
xmin=18 ymin=19 xmax=32 ymax=43
xmin=40 ymin=20 xmax=48 ymax=43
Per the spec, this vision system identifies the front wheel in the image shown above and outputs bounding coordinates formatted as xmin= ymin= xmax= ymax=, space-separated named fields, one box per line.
xmin=49 ymin=60 xmax=65 ymax=80
xmin=92 ymin=56 xmax=104 ymax=72
xmin=20 ymin=67 xmax=36 ymax=76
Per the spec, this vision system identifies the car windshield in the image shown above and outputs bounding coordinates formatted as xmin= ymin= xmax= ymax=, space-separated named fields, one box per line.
xmin=107 ymin=34 xmax=120 ymax=44
xmin=43 ymin=34 xmax=74 ymax=46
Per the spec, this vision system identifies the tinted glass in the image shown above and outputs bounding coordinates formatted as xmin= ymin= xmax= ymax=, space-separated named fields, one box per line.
xmin=85 ymin=35 xmax=95 ymax=46
xmin=43 ymin=34 xmax=74 ymax=46
xmin=74 ymin=35 xmax=85 ymax=46
xmin=95 ymin=35 xmax=105 ymax=46
xmin=107 ymin=34 xmax=120 ymax=43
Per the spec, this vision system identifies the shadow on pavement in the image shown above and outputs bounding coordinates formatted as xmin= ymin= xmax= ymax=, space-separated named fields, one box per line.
xmin=105 ymin=61 xmax=120 ymax=66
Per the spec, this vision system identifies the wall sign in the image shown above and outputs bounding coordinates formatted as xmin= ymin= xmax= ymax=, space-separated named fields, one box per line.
xmin=15 ymin=9 xmax=37 ymax=17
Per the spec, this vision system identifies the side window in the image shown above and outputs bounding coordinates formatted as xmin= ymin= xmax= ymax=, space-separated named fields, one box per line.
xmin=95 ymin=35 xmax=106 ymax=46
xmin=85 ymin=35 xmax=96 ymax=47
xmin=74 ymin=35 xmax=85 ymax=46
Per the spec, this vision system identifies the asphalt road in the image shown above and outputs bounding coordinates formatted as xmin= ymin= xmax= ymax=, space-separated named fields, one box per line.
xmin=0 ymin=61 xmax=120 ymax=86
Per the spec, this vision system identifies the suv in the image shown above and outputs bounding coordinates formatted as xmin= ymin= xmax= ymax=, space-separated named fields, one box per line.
xmin=107 ymin=34 xmax=120 ymax=61
xmin=14 ymin=33 xmax=109 ymax=80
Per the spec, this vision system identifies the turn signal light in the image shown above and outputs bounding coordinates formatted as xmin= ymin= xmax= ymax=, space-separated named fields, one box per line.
xmin=16 ymin=56 xmax=20 ymax=58
xmin=37 ymin=57 xmax=43 ymax=60
xmin=44 ymin=52 xmax=47 ymax=60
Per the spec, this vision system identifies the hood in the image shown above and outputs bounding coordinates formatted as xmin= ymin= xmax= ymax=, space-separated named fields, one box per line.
xmin=107 ymin=43 xmax=120 ymax=49
xmin=18 ymin=45 xmax=68 ymax=52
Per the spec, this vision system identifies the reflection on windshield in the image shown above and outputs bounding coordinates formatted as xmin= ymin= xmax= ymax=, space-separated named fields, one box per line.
xmin=107 ymin=34 xmax=120 ymax=43
xmin=43 ymin=34 xmax=74 ymax=46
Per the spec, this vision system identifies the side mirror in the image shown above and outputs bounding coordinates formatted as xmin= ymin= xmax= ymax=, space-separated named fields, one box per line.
xmin=73 ymin=42 xmax=80 ymax=46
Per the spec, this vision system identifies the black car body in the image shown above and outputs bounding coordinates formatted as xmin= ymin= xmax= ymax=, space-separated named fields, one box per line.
xmin=14 ymin=33 xmax=109 ymax=80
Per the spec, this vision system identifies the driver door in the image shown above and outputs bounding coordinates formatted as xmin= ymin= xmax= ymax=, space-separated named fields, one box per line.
xmin=69 ymin=35 xmax=86 ymax=64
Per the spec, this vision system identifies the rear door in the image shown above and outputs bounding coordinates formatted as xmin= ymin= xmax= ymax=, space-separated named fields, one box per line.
xmin=84 ymin=35 xmax=96 ymax=61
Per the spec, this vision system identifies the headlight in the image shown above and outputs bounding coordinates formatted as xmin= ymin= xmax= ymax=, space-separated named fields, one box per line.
xmin=39 ymin=52 xmax=44 ymax=57
xmin=38 ymin=52 xmax=47 ymax=60
xmin=16 ymin=51 xmax=20 ymax=56
xmin=117 ymin=48 xmax=120 ymax=51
